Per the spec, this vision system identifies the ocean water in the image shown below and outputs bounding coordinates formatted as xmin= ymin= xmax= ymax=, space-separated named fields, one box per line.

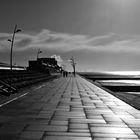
xmin=101 ymin=71 xmax=140 ymax=85
xmin=80 ymin=71 xmax=140 ymax=76
xmin=106 ymin=71 xmax=140 ymax=76
xmin=80 ymin=71 xmax=140 ymax=85
xmin=99 ymin=80 xmax=140 ymax=85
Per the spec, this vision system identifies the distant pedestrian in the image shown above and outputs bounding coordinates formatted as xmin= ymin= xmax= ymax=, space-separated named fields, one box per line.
xmin=62 ymin=71 xmax=65 ymax=77
xmin=66 ymin=71 xmax=68 ymax=77
xmin=73 ymin=72 xmax=76 ymax=77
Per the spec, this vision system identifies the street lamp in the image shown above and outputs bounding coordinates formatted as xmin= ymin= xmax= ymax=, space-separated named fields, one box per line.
xmin=8 ymin=24 xmax=21 ymax=72
xmin=36 ymin=48 xmax=42 ymax=60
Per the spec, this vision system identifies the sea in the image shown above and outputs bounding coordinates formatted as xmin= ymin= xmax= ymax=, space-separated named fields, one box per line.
xmin=79 ymin=71 xmax=140 ymax=110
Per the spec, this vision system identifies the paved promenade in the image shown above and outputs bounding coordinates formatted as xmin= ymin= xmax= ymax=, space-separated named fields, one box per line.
xmin=0 ymin=76 xmax=140 ymax=140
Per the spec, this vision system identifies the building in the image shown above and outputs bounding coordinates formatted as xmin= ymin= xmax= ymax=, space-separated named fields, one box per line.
xmin=28 ymin=57 xmax=61 ymax=74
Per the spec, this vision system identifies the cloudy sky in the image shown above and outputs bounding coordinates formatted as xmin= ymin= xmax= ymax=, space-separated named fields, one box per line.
xmin=1 ymin=0 xmax=140 ymax=72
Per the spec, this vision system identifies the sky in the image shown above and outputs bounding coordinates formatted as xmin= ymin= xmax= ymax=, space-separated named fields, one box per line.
xmin=1 ymin=0 xmax=140 ymax=72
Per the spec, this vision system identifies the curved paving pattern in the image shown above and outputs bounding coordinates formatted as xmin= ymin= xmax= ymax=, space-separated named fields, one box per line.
xmin=0 ymin=76 xmax=140 ymax=140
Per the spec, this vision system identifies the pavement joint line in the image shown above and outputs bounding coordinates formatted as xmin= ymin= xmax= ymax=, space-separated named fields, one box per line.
xmin=34 ymin=84 xmax=47 ymax=90
xmin=0 ymin=92 xmax=29 ymax=107
xmin=34 ymin=86 xmax=43 ymax=90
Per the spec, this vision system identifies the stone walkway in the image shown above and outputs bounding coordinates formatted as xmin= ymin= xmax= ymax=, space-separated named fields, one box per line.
xmin=0 ymin=76 xmax=140 ymax=140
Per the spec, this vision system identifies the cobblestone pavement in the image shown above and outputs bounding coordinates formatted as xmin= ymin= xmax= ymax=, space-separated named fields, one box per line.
xmin=0 ymin=76 xmax=140 ymax=140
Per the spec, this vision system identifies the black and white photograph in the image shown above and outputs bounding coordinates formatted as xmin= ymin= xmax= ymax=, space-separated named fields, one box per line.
xmin=0 ymin=0 xmax=140 ymax=139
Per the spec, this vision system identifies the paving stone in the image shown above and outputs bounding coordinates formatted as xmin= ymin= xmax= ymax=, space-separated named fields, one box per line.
xmin=43 ymin=136 xmax=92 ymax=140
xmin=71 ymin=108 xmax=84 ymax=111
xmin=107 ymin=122 xmax=127 ymax=126
xmin=92 ymin=132 xmax=139 ymax=138
xmin=69 ymin=129 xmax=90 ymax=133
xmin=50 ymin=120 xmax=68 ymax=125
xmin=134 ymin=131 xmax=140 ymax=137
xmin=90 ymin=127 xmax=134 ymax=134
xmin=54 ymin=111 xmax=85 ymax=117
xmin=0 ymin=134 xmax=18 ymax=140
xmin=69 ymin=123 xmax=88 ymax=129
xmin=0 ymin=76 xmax=140 ymax=139
xmin=123 ymin=119 xmax=140 ymax=124
xmin=19 ymin=131 xmax=44 ymax=139
xmin=94 ymin=138 xmax=117 ymax=140
xmin=103 ymin=117 xmax=123 ymax=122
xmin=0 ymin=116 xmax=12 ymax=123
xmin=26 ymin=124 xmax=68 ymax=131
xmin=16 ymin=138 xmax=40 ymax=140
xmin=70 ymin=118 xmax=106 ymax=124
xmin=89 ymin=123 xmax=128 ymax=127
xmin=37 ymin=114 xmax=52 ymax=119
xmin=46 ymin=132 xmax=91 ymax=136
xmin=0 ymin=124 xmax=26 ymax=134
xmin=119 ymin=138 xmax=139 ymax=140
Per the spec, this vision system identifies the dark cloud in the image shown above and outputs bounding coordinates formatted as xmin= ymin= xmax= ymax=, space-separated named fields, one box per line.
xmin=88 ymin=33 xmax=132 ymax=46
xmin=0 ymin=36 xmax=9 ymax=41
xmin=15 ymin=38 xmax=32 ymax=48
xmin=45 ymin=37 xmax=64 ymax=43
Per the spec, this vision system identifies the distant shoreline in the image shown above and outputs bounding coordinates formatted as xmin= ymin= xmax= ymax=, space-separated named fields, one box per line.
xmin=78 ymin=71 xmax=140 ymax=76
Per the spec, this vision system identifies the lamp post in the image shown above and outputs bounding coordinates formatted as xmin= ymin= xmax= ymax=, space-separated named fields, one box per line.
xmin=8 ymin=24 xmax=21 ymax=72
xmin=8 ymin=25 xmax=21 ymax=88
xmin=37 ymin=48 xmax=42 ymax=60
xmin=70 ymin=56 xmax=76 ymax=77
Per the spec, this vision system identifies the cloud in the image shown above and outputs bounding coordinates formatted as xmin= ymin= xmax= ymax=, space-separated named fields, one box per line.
xmin=84 ymin=33 xmax=140 ymax=53
xmin=51 ymin=54 xmax=63 ymax=62
xmin=15 ymin=38 xmax=32 ymax=49
xmin=51 ymin=54 xmax=63 ymax=66
xmin=1 ymin=29 xmax=140 ymax=53
xmin=0 ymin=36 xmax=9 ymax=41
